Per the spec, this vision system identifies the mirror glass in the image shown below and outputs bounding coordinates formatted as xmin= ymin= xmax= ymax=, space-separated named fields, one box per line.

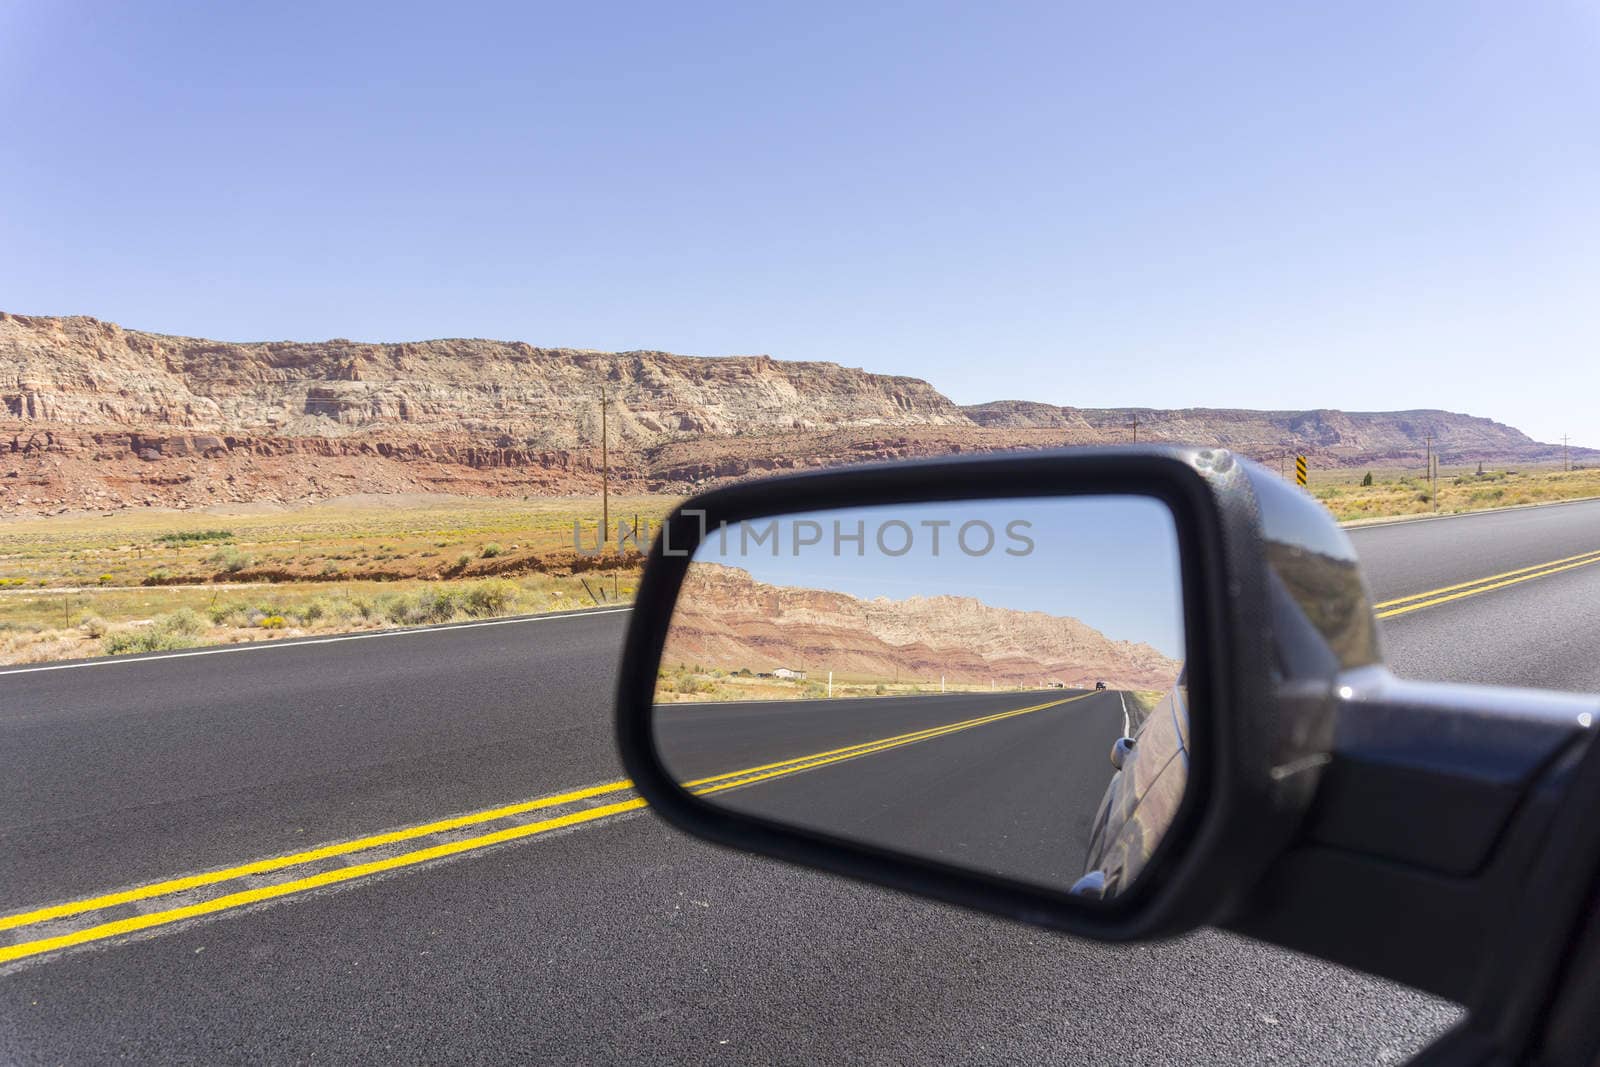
xmin=651 ymin=496 xmax=1189 ymax=898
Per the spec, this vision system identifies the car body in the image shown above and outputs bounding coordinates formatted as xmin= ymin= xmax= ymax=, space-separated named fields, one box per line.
xmin=1075 ymin=670 xmax=1190 ymax=898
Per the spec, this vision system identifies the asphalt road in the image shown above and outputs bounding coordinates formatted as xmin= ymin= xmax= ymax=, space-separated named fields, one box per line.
xmin=1 ymin=497 xmax=1596 ymax=1064
xmin=1347 ymin=498 xmax=1600 ymax=693
xmin=657 ymin=690 xmax=1125 ymax=890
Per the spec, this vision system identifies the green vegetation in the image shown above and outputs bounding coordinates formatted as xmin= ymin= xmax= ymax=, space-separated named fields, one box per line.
xmin=154 ymin=529 xmax=235 ymax=546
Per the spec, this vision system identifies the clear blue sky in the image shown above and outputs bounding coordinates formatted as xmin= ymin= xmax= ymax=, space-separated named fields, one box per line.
xmin=2 ymin=2 xmax=1596 ymax=446
xmin=694 ymin=498 xmax=1186 ymax=659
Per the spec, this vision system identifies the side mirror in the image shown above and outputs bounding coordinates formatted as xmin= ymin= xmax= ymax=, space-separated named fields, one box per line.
xmin=615 ymin=446 xmax=1600 ymax=1057
xmin=614 ymin=447 xmax=1359 ymax=939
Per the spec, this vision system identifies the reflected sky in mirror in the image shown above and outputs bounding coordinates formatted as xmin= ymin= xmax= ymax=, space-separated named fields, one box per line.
xmin=686 ymin=496 xmax=1183 ymax=659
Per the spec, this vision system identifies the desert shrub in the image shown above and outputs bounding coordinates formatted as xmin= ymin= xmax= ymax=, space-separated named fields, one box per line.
xmin=299 ymin=598 xmax=329 ymax=623
xmin=97 ymin=573 xmax=114 ymax=585
xmin=378 ymin=594 xmax=409 ymax=625
xmin=206 ymin=601 xmax=245 ymax=625
xmin=209 ymin=546 xmax=254 ymax=574
xmin=479 ymin=543 xmax=503 ymax=559
xmin=161 ymin=607 xmax=206 ymax=635
xmin=259 ymin=614 xmax=287 ymax=629
xmin=79 ymin=615 xmax=109 ymax=638
xmin=1360 ymin=471 xmax=1373 ymax=487
xmin=145 ymin=567 xmax=172 ymax=584
xmin=414 ymin=588 xmax=460 ymax=623
xmin=103 ymin=608 xmax=205 ymax=655
xmin=379 ymin=588 xmax=460 ymax=626
xmin=210 ymin=604 xmax=253 ymax=628
xmin=461 ymin=579 xmax=518 ymax=618
xmin=667 ymin=671 xmax=716 ymax=695
xmin=455 ymin=552 xmax=473 ymax=570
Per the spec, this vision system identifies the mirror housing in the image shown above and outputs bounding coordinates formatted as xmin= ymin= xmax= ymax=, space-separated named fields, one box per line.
xmin=615 ymin=446 xmax=1367 ymax=940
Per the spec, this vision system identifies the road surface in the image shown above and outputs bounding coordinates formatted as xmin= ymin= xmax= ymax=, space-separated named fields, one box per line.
xmin=1 ymin=497 xmax=1597 ymax=1064
xmin=657 ymin=690 xmax=1126 ymax=890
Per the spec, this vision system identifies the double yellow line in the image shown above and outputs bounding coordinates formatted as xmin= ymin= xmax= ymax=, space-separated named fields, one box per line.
xmin=0 ymin=693 xmax=1085 ymax=966
xmin=1375 ymin=548 xmax=1600 ymax=620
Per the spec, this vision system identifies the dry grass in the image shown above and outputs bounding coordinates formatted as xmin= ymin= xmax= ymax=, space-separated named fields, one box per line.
xmin=5 ymin=464 xmax=1596 ymax=667
xmin=0 ymin=494 xmax=667 ymax=665
xmin=0 ymin=574 xmax=640 ymax=666
xmin=0 ymin=493 xmax=673 ymax=591
xmin=1308 ymin=464 xmax=1600 ymax=522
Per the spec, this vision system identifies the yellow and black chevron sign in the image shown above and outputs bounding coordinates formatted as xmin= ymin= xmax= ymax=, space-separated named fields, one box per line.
xmin=1295 ymin=455 xmax=1308 ymax=486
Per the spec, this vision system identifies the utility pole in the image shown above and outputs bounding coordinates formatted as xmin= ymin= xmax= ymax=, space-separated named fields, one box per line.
xmin=1563 ymin=434 xmax=1571 ymax=473
xmin=599 ymin=387 xmax=610 ymax=543
xmin=1423 ymin=433 xmax=1433 ymax=481
xmin=1128 ymin=415 xmax=1139 ymax=443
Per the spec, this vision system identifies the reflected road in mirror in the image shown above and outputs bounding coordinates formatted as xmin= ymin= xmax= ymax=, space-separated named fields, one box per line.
xmin=652 ymin=496 xmax=1188 ymax=897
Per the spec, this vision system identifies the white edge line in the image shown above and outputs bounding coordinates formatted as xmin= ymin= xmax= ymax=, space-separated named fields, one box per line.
xmin=0 ymin=607 xmax=633 ymax=676
xmin=1119 ymin=692 xmax=1130 ymax=737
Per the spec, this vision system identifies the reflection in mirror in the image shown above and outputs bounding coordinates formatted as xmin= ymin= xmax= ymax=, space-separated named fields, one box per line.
xmin=652 ymin=497 xmax=1189 ymax=898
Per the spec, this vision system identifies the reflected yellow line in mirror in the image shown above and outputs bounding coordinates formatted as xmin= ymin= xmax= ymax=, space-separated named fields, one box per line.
xmin=683 ymin=693 xmax=1090 ymax=798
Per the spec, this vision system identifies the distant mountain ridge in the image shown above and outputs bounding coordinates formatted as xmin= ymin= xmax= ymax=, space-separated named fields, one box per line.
xmin=1 ymin=311 xmax=1587 ymax=515
xmin=962 ymin=401 xmax=1564 ymax=464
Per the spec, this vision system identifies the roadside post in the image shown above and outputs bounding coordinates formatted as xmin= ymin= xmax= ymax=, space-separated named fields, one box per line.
xmin=1295 ymin=455 xmax=1308 ymax=488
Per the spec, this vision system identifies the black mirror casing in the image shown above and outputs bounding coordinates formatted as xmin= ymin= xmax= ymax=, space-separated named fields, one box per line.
xmin=614 ymin=446 xmax=1359 ymax=940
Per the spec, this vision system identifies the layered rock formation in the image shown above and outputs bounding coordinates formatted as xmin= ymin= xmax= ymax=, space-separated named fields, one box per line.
xmin=2 ymin=310 xmax=1587 ymax=515
xmin=0 ymin=312 xmax=963 ymax=445
xmin=663 ymin=564 xmax=1182 ymax=691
